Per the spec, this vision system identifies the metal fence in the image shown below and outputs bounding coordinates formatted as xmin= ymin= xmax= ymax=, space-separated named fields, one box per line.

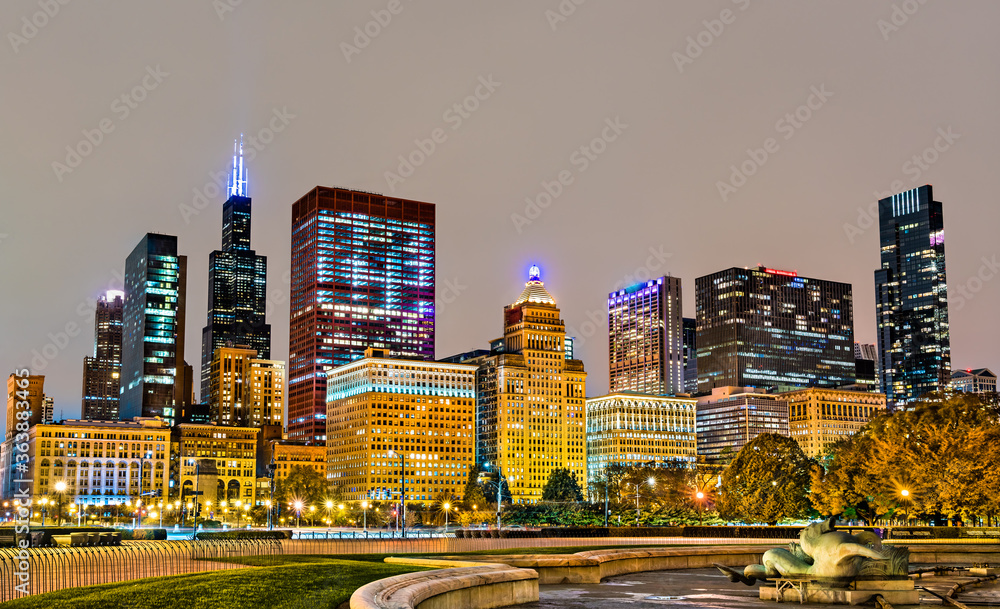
xmin=0 ymin=539 xmax=283 ymax=602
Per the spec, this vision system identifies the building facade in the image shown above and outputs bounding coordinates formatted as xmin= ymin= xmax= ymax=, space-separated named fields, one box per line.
xmin=289 ymin=187 xmax=436 ymax=444
xmin=608 ymin=276 xmax=684 ymax=395
xmin=875 ymin=185 xmax=951 ymax=407
xmin=325 ymin=348 xmax=475 ymax=503
xmin=695 ymin=266 xmax=855 ymax=393
xmin=949 ymin=368 xmax=997 ymax=395
xmin=272 ymin=442 xmax=327 ymax=481
xmin=585 ymin=392 xmax=697 ymax=484
xmin=779 ymin=387 xmax=886 ymax=458
xmin=174 ymin=423 xmax=259 ymax=510
xmin=1 ymin=418 xmax=171 ymax=506
xmin=475 ymin=267 xmax=588 ymax=503
xmin=6 ymin=373 xmax=45 ymax=439
xmin=201 ymin=139 xmax=271 ymax=406
xmin=82 ymin=291 xmax=124 ymax=420
xmin=695 ymin=387 xmax=789 ymax=463
xmin=682 ymin=317 xmax=698 ymax=394
xmin=120 ymin=233 xmax=184 ymax=425
xmin=207 ymin=344 xmax=285 ymax=427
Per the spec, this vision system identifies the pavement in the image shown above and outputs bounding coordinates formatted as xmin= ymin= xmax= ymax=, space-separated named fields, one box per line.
xmin=513 ymin=567 xmax=1000 ymax=608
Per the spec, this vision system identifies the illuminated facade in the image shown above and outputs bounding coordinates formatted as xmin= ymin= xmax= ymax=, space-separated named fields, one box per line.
xmin=682 ymin=318 xmax=698 ymax=394
xmin=325 ymin=349 xmax=474 ymax=502
xmin=949 ymin=368 xmax=996 ymax=394
xmin=6 ymin=373 xmax=45 ymax=438
xmin=289 ymin=187 xmax=435 ymax=444
xmin=201 ymin=138 xmax=271 ymax=406
xmin=120 ymin=233 xmax=183 ymax=425
xmin=781 ymin=387 xmax=886 ymax=458
xmin=608 ymin=276 xmax=684 ymax=395
xmin=82 ymin=291 xmax=124 ymax=420
xmin=175 ymin=423 xmax=259 ymax=509
xmin=875 ymin=185 xmax=951 ymax=408
xmin=3 ymin=418 xmax=171 ymax=505
xmin=696 ymin=387 xmax=789 ymax=463
xmin=585 ymin=392 xmax=697 ymax=484
xmin=695 ymin=266 xmax=855 ymax=393
xmin=208 ymin=344 xmax=285 ymax=427
xmin=475 ymin=267 xmax=588 ymax=503
xmin=272 ymin=442 xmax=326 ymax=481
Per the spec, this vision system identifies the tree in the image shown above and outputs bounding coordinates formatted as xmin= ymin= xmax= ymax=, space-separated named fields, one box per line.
xmin=274 ymin=465 xmax=329 ymax=512
xmin=717 ymin=433 xmax=814 ymax=525
xmin=542 ymin=468 xmax=584 ymax=502
xmin=462 ymin=464 xmax=487 ymax=509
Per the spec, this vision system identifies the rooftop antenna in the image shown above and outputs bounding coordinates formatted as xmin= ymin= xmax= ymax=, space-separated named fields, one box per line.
xmin=228 ymin=134 xmax=248 ymax=197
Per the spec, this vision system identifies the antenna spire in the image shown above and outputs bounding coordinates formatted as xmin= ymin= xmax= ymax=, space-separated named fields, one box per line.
xmin=228 ymin=134 xmax=248 ymax=197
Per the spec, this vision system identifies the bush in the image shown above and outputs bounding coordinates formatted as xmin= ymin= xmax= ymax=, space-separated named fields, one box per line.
xmin=119 ymin=528 xmax=167 ymax=541
xmin=199 ymin=519 xmax=223 ymax=529
xmin=196 ymin=530 xmax=290 ymax=540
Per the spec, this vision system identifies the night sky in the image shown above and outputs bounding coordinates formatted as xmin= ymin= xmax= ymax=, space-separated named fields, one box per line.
xmin=2 ymin=1 xmax=998 ymax=423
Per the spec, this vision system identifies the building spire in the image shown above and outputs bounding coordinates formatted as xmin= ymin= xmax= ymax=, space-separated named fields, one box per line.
xmin=228 ymin=134 xmax=248 ymax=197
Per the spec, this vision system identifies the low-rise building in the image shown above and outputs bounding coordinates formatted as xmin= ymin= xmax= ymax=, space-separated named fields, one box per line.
xmin=779 ymin=387 xmax=887 ymax=458
xmin=273 ymin=442 xmax=326 ymax=480
xmin=585 ymin=392 xmax=697 ymax=485
xmin=950 ymin=368 xmax=997 ymax=395
xmin=173 ymin=423 xmax=259 ymax=512
xmin=696 ymin=387 xmax=789 ymax=463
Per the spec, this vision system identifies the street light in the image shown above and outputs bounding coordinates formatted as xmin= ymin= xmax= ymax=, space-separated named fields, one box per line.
xmin=54 ymin=481 xmax=67 ymax=526
xmin=387 ymin=450 xmax=407 ymax=538
xmin=40 ymin=498 xmax=48 ymax=526
xmin=361 ymin=501 xmax=369 ymax=530
xmin=695 ymin=490 xmax=706 ymax=525
xmin=326 ymin=500 xmax=334 ymax=526
xmin=900 ymin=489 xmax=911 ymax=524
xmin=443 ymin=502 xmax=450 ymax=533
xmin=293 ymin=500 xmax=303 ymax=528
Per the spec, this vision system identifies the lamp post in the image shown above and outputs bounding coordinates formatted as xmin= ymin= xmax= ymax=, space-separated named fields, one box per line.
xmin=695 ymin=490 xmax=705 ymax=525
xmin=294 ymin=500 xmax=303 ymax=529
xmin=443 ymin=502 xmax=450 ymax=533
xmin=900 ymin=489 xmax=910 ymax=524
xmin=326 ymin=500 xmax=334 ymax=526
xmin=387 ymin=450 xmax=406 ymax=538
xmin=235 ymin=501 xmax=243 ymax=528
xmin=54 ymin=481 xmax=67 ymax=526
xmin=157 ymin=502 xmax=164 ymax=528
xmin=265 ymin=500 xmax=273 ymax=530
xmin=40 ymin=498 xmax=48 ymax=526
xmin=361 ymin=501 xmax=369 ymax=531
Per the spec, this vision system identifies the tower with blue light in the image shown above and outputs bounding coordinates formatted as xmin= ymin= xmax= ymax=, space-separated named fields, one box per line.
xmin=200 ymin=137 xmax=271 ymax=408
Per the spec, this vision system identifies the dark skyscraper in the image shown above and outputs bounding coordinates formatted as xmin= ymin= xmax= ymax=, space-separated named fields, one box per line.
xmin=120 ymin=233 xmax=183 ymax=424
xmin=289 ymin=187 xmax=435 ymax=443
xmin=81 ymin=291 xmax=124 ymax=420
xmin=682 ymin=317 xmax=698 ymax=394
xmin=875 ymin=185 xmax=951 ymax=407
xmin=201 ymin=139 xmax=271 ymax=406
xmin=695 ymin=266 xmax=855 ymax=392
xmin=608 ymin=276 xmax=684 ymax=395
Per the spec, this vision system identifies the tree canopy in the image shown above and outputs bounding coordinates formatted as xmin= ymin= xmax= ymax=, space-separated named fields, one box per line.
xmin=716 ymin=433 xmax=814 ymax=525
xmin=541 ymin=468 xmax=584 ymax=502
xmin=274 ymin=465 xmax=330 ymax=510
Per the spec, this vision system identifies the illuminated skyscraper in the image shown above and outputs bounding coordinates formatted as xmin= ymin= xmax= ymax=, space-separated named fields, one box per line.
xmin=5 ymin=373 xmax=45 ymax=439
xmin=475 ymin=266 xmax=587 ymax=503
xmin=874 ymin=185 xmax=951 ymax=407
xmin=82 ymin=290 xmax=124 ymax=420
xmin=120 ymin=233 xmax=183 ymax=424
xmin=682 ymin=318 xmax=698 ymax=394
xmin=608 ymin=276 xmax=684 ymax=395
xmin=207 ymin=344 xmax=285 ymax=427
xmin=695 ymin=266 xmax=855 ymax=392
xmin=201 ymin=138 xmax=271 ymax=407
xmin=289 ymin=187 xmax=435 ymax=443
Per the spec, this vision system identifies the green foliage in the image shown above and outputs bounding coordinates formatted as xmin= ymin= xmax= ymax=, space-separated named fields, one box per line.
xmin=812 ymin=392 xmax=1000 ymax=524
xmin=274 ymin=465 xmax=330 ymax=511
xmin=717 ymin=433 xmax=814 ymax=525
xmin=195 ymin=530 xmax=290 ymax=540
xmin=541 ymin=468 xmax=584 ymax=502
xmin=501 ymin=501 xmax=724 ymax=527
xmin=2 ymin=559 xmax=425 ymax=609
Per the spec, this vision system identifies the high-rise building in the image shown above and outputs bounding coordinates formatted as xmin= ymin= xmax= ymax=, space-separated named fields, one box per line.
xmin=325 ymin=348 xmax=475 ymax=502
xmin=475 ymin=266 xmax=588 ymax=503
xmin=82 ymin=291 xmax=124 ymax=420
xmin=608 ymin=277 xmax=684 ymax=395
xmin=120 ymin=233 xmax=183 ymax=425
xmin=6 ymin=373 xmax=45 ymax=439
xmin=0 ymin=417 xmax=171 ymax=505
xmin=289 ymin=187 xmax=435 ymax=444
xmin=780 ymin=387 xmax=886 ymax=458
xmin=207 ymin=344 xmax=285 ymax=427
xmin=949 ymin=368 xmax=997 ymax=395
xmin=855 ymin=343 xmax=878 ymax=362
xmin=696 ymin=386 xmax=789 ymax=463
xmin=201 ymin=139 xmax=271 ymax=406
xmin=585 ymin=392 xmax=697 ymax=486
xmin=875 ymin=185 xmax=951 ymax=407
xmin=695 ymin=266 xmax=855 ymax=393
xmin=40 ymin=396 xmax=54 ymax=425
xmin=682 ymin=318 xmax=698 ymax=394
xmin=852 ymin=342 xmax=880 ymax=392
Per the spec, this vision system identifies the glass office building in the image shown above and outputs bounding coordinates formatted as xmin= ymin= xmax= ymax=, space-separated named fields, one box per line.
xmin=288 ymin=187 xmax=435 ymax=443
xmin=608 ymin=276 xmax=684 ymax=396
xmin=874 ymin=185 xmax=951 ymax=408
xmin=695 ymin=266 xmax=855 ymax=393
xmin=120 ymin=233 xmax=182 ymax=424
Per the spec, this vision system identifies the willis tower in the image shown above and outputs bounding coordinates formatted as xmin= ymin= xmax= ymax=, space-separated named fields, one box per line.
xmin=201 ymin=137 xmax=271 ymax=403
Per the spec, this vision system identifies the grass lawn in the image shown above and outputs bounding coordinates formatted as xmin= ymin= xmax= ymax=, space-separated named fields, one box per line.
xmin=3 ymin=559 xmax=426 ymax=609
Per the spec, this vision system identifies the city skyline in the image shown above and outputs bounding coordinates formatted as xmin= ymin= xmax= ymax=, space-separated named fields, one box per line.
xmin=3 ymin=3 xmax=1000 ymax=419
